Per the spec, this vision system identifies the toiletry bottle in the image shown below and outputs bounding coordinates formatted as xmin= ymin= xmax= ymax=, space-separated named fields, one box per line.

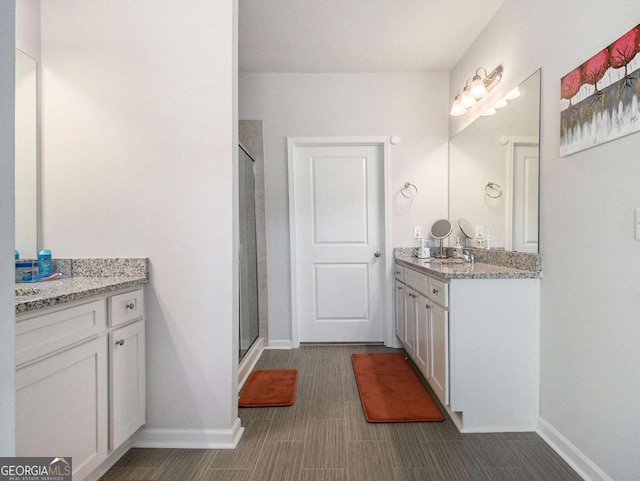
xmin=453 ymin=237 xmax=463 ymax=256
xmin=38 ymin=249 xmax=52 ymax=276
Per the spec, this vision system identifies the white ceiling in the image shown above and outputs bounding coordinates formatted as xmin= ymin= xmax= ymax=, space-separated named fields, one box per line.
xmin=239 ymin=0 xmax=505 ymax=73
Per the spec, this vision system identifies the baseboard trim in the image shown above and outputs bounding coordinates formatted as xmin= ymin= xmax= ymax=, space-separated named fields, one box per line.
xmin=385 ymin=338 xmax=403 ymax=349
xmin=132 ymin=418 xmax=244 ymax=449
xmin=267 ymin=339 xmax=293 ymax=349
xmin=537 ymin=416 xmax=612 ymax=481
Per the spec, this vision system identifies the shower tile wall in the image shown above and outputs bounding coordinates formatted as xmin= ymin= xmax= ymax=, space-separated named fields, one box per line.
xmin=239 ymin=120 xmax=268 ymax=341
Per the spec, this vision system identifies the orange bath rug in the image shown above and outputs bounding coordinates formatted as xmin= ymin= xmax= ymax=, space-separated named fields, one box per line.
xmin=351 ymin=353 xmax=444 ymax=422
xmin=238 ymin=369 xmax=298 ymax=407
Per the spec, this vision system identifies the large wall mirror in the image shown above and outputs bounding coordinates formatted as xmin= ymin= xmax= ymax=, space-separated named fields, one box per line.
xmin=15 ymin=49 xmax=39 ymax=258
xmin=449 ymin=69 xmax=541 ymax=253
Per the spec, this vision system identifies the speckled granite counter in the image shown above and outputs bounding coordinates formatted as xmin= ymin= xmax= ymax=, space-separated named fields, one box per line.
xmin=15 ymin=258 xmax=149 ymax=315
xmin=395 ymin=253 xmax=541 ymax=280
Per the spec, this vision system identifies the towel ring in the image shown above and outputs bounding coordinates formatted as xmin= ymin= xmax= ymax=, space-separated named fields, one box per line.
xmin=401 ymin=182 xmax=418 ymax=199
xmin=485 ymin=182 xmax=502 ymax=199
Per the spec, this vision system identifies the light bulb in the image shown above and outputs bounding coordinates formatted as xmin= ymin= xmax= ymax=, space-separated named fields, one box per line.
xmin=450 ymin=95 xmax=466 ymax=116
xmin=481 ymin=108 xmax=496 ymax=116
xmin=470 ymin=74 xmax=487 ymax=98
xmin=460 ymin=86 xmax=476 ymax=108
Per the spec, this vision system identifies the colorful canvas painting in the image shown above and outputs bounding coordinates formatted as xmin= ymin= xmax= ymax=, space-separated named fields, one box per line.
xmin=560 ymin=24 xmax=640 ymax=156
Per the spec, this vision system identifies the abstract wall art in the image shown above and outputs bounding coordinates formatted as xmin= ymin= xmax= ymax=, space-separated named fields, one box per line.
xmin=560 ymin=24 xmax=640 ymax=156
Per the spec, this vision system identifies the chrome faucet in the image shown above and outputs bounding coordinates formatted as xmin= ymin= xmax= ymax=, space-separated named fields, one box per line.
xmin=455 ymin=249 xmax=475 ymax=264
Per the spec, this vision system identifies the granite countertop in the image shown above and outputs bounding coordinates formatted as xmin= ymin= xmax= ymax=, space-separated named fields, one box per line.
xmin=15 ymin=276 xmax=149 ymax=315
xmin=395 ymin=254 xmax=540 ymax=280
xmin=15 ymin=257 xmax=150 ymax=315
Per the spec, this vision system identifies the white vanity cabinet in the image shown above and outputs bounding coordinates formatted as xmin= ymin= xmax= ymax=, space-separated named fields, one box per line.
xmin=109 ymin=320 xmax=145 ymax=450
xmin=15 ymin=300 xmax=108 ymax=480
xmin=15 ymin=287 xmax=146 ymax=481
xmin=394 ymin=280 xmax=405 ymax=344
xmin=395 ymin=262 xmax=538 ymax=433
xmin=108 ymin=289 xmax=146 ymax=451
xmin=397 ymin=267 xmax=449 ymax=405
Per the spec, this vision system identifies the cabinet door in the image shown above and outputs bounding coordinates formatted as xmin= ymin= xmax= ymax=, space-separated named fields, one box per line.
xmin=110 ymin=320 xmax=146 ymax=451
xmin=414 ymin=293 xmax=430 ymax=379
xmin=395 ymin=280 xmax=405 ymax=343
xmin=16 ymin=337 xmax=108 ymax=479
xmin=404 ymin=288 xmax=417 ymax=357
xmin=429 ymin=303 xmax=449 ymax=405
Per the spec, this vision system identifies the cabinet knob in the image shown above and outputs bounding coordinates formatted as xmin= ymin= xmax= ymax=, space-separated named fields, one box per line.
xmin=115 ymin=339 xmax=125 ymax=346
xmin=398 ymin=286 xmax=403 ymax=290
xmin=432 ymin=288 xmax=439 ymax=295
xmin=425 ymin=304 xmax=431 ymax=309
xmin=125 ymin=302 xmax=135 ymax=310
xmin=374 ymin=251 xmax=381 ymax=258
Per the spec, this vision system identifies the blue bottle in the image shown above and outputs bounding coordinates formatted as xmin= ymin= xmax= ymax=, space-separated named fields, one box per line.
xmin=37 ymin=249 xmax=53 ymax=276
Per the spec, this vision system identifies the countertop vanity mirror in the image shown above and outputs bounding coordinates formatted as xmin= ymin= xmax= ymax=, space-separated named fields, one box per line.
xmin=458 ymin=218 xmax=475 ymax=248
xmin=15 ymin=49 xmax=39 ymax=259
xmin=449 ymin=69 xmax=541 ymax=253
xmin=430 ymin=218 xmax=453 ymax=258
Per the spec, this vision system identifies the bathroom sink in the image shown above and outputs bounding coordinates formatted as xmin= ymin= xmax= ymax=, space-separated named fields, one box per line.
xmin=15 ymin=286 xmax=44 ymax=297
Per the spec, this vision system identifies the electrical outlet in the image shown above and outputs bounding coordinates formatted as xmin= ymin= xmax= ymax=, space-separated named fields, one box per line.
xmin=413 ymin=225 xmax=423 ymax=239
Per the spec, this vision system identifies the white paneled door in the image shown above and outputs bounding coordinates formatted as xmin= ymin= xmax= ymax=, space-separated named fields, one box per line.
xmin=289 ymin=139 xmax=385 ymax=344
xmin=512 ymin=144 xmax=539 ymax=253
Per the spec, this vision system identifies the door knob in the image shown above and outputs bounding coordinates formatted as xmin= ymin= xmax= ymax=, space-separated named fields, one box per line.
xmin=374 ymin=251 xmax=381 ymax=257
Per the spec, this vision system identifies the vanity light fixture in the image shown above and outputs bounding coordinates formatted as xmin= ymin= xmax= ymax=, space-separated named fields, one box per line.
xmin=450 ymin=90 xmax=466 ymax=116
xmin=470 ymin=68 xmax=489 ymax=98
xmin=460 ymin=81 xmax=477 ymax=109
xmin=450 ymin=65 xmax=503 ymax=116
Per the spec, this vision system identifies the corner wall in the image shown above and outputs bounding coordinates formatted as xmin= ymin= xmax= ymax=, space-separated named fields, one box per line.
xmin=0 ymin=0 xmax=16 ymax=457
xmin=40 ymin=0 xmax=240 ymax=446
xmin=450 ymin=1 xmax=640 ymax=479
xmin=239 ymin=72 xmax=450 ymax=343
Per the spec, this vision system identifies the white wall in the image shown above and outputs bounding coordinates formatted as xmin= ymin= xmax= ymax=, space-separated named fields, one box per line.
xmin=239 ymin=73 xmax=449 ymax=343
xmin=0 ymin=0 xmax=16 ymax=458
xmin=40 ymin=0 xmax=240 ymax=444
xmin=451 ymin=1 xmax=640 ymax=479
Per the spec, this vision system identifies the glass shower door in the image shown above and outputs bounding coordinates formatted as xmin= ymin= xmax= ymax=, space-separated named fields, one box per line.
xmin=239 ymin=145 xmax=259 ymax=360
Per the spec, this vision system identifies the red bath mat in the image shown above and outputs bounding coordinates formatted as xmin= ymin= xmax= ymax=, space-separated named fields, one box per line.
xmin=352 ymin=353 xmax=444 ymax=422
xmin=238 ymin=369 xmax=298 ymax=407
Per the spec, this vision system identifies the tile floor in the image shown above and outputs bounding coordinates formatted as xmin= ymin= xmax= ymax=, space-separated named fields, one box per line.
xmin=101 ymin=344 xmax=583 ymax=481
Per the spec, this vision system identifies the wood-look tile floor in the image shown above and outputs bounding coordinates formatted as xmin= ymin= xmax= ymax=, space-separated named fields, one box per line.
xmin=102 ymin=345 xmax=584 ymax=481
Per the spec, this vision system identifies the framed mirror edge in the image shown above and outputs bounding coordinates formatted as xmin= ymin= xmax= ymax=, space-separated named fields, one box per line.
xmin=448 ymin=68 xmax=541 ymax=254
xmin=15 ymin=48 xmax=41 ymax=258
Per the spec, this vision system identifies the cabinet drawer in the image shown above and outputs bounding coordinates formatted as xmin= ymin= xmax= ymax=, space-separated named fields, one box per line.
xmin=404 ymin=267 xmax=429 ymax=297
xmin=109 ymin=289 xmax=144 ymax=327
xmin=429 ymin=277 xmax=449 ymax=308
xmin=394 ymin=265 xmax=404 ymax=282
xmin=16 ymin=299 xmax=106 ymax=366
